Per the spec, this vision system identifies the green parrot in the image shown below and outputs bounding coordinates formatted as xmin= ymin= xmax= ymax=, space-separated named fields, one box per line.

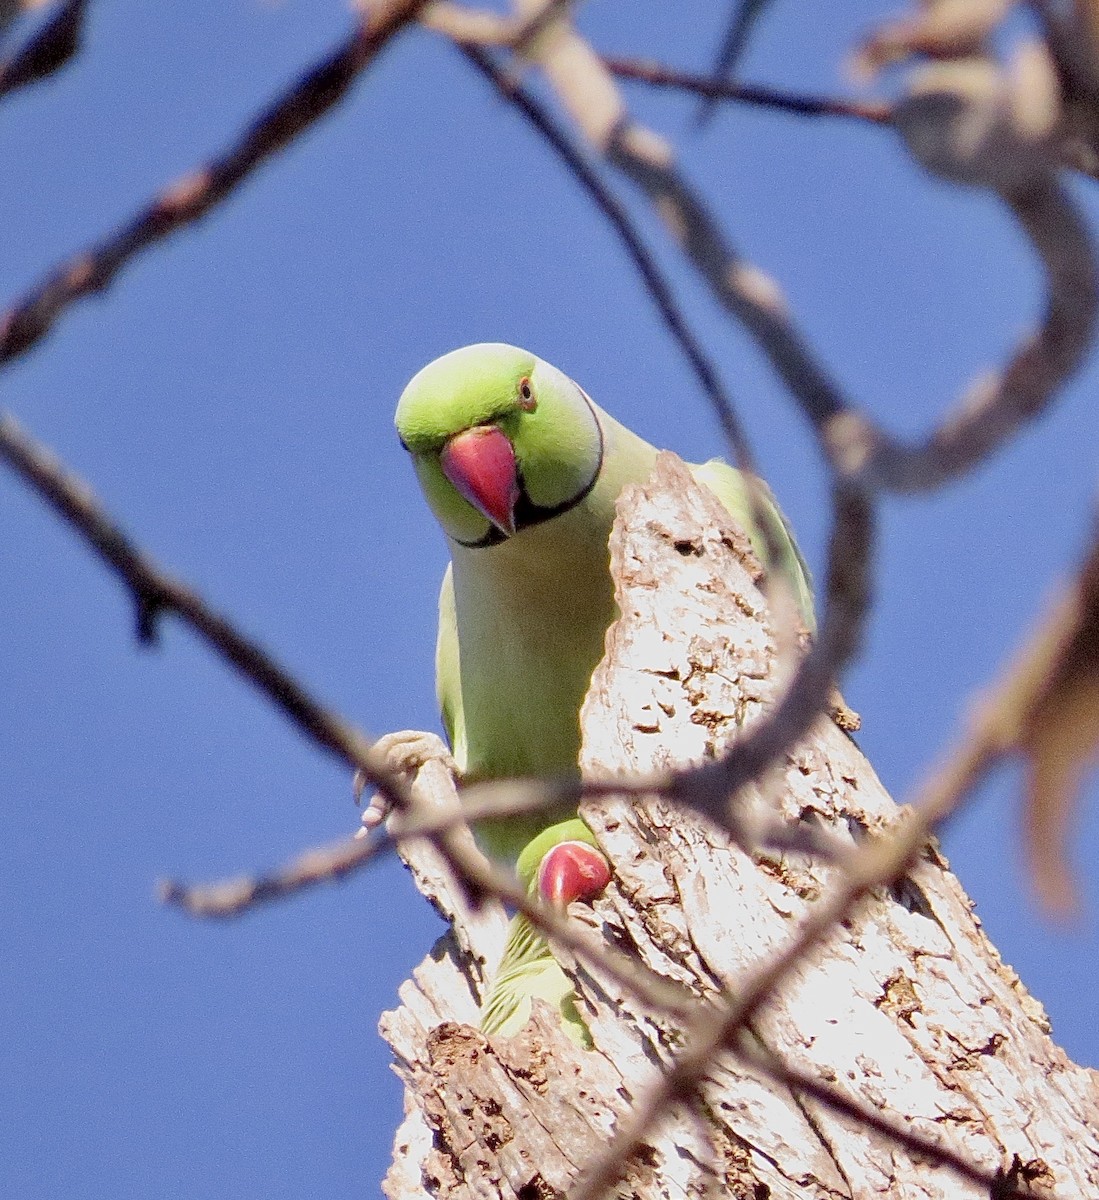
xmin=378 ymin=342 xmax=812 ymax=1041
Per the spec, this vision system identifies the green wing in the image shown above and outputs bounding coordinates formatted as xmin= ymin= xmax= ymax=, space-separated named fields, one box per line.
xmin=480 ymin=914 xmax=592 ymax=1046
xmin=690 ymin=458 xmax=815 ymax=632
xmin=435 ymin=564 xmax=466 ymax=769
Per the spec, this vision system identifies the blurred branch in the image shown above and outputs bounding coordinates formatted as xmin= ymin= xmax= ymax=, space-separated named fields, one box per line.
xmin=603 ymin=54 xmax=893 ymax=124
xmin=0 ymin=0 xmax=86 ymax=101
xmin=953 ymin=514 xmax=1099 ymax=916
xmin=0 ymin=411 xmax=411 ymax=808
xmin=159 ymin=836 xmax=385 ymax=917
xmin=429 ymin=3 xmax=891 ymax=125
xmin=0 ymin=0 xmax=48 ymax=41
xmin=695 ymin=0 xmax=776 ymax=126
xmin=0 ymin=0 xmax=428 ymax=366
xmin=159 ymin=761 xmax=849 ymax=918
xmin=851 ymin=178 xmax=1098 ymax=491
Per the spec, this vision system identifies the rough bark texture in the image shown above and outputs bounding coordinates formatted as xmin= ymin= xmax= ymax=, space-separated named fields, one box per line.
xmin=380 ymin=453 xmax=1099 ymax=1200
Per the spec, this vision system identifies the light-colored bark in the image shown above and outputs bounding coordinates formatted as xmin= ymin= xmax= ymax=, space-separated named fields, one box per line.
xmin=381 ymin=454 xmax=1099 ymax=1200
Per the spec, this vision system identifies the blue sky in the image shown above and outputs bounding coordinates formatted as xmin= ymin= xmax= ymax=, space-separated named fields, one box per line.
xmin=3 ymin=3 xmax=1098 ymax=1196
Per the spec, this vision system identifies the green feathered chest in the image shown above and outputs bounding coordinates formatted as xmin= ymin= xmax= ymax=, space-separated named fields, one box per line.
xmin=444 ymin=494 xmax=619 ymax=857
xmin=452 ymin=498 xmax=615 ymax=772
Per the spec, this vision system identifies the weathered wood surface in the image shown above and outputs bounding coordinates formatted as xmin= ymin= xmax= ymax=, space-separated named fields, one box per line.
xmin=380 ymin=453 xmax=1099 ymax=1200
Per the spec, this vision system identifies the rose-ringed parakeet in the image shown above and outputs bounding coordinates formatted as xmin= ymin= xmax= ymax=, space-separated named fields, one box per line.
xmin=383 ymin=343 xmax=813 ymax=1041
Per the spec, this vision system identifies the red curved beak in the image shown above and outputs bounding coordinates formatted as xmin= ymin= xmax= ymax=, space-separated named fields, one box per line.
xmin=440 ymin=426 xmax=519 ymax=536
xmin=537 ymin=841 xmax=612 ymax=908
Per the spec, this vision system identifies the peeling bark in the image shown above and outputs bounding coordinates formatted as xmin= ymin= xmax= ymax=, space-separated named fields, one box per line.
xmin=381 ymin=454 xmax=1099 ymax=1199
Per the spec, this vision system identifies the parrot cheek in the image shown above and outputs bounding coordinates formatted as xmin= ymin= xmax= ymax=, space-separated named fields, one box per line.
xmin=440 ymin=425 xmax=520 ymax=536
xmin=537 ymin=841 xmax=612 ymax=907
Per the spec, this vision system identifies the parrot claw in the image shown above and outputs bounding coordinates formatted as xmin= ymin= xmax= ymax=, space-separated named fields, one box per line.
xmin=537 ymin=840 xmax=612 ymax=908
xmin=356 ymin=790 xmax=391 ymax=836
xmin=354 ymin=730 xmax=458 ymax=836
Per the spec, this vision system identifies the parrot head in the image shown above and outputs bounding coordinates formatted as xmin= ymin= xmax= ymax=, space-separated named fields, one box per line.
xmin=395 ymin=343 xmax=604 ymax=548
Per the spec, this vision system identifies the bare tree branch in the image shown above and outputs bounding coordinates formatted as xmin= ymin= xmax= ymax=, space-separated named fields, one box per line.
xmin=0 ymin=0 xmax=86 ymax=101
xmin=695 ymin=0 xmax=776 ymax=127
xmin=0 ymin=0 xmax=429 ymax=366
xmin=603 ymin=53 xmax=893 ymax=124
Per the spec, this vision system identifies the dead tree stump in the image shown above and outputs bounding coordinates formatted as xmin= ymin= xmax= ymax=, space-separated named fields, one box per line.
xmin=381 ymin=454 xmax=1099 ymax=1200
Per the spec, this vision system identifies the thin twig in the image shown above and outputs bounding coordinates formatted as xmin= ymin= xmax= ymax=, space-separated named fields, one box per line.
xmin=158 ymin=836 xmax=383 ymax=916
xmin=0 ymin=0 xmax=429 ymax=366
xmin=696 ymin=0 xmax=775 ymax=128
xmin=0 ymin=0 xmax=86 ymax=101
xmin=603 ymin=54 xmax=892 ymax=124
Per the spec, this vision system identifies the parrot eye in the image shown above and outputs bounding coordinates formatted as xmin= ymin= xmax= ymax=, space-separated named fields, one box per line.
xmin=517 ymin=377 xmax=536 ymax=412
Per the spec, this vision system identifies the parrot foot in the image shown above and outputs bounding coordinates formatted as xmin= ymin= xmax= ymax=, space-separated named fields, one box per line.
xmin=355 ymin=730 xmax=457 ymax=836
xmin=537 ymin=840 xmax=612 ymax=907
